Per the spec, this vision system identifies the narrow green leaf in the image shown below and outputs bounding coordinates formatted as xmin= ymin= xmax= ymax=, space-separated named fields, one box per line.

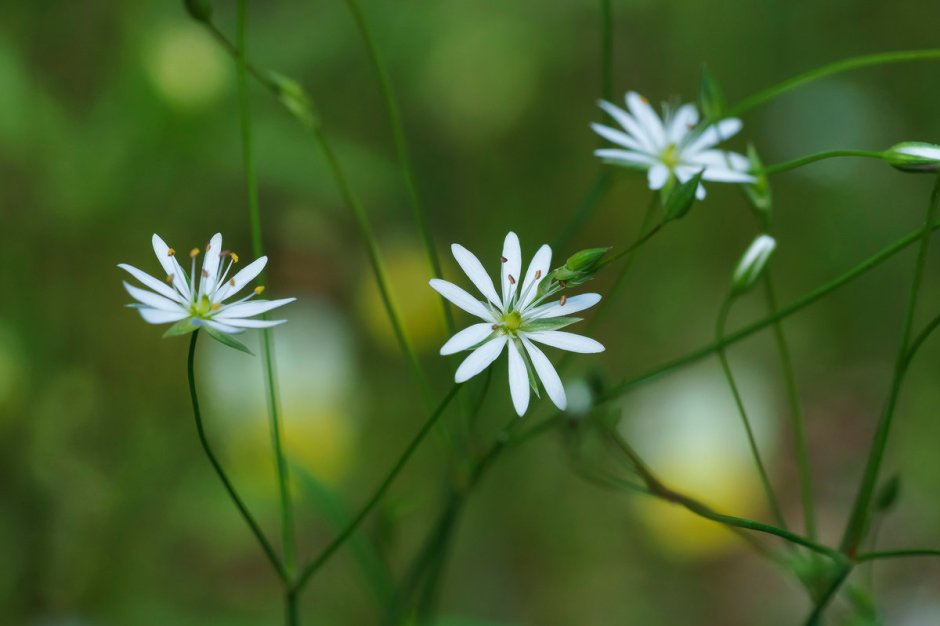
xmin=662 ymin=169 xmax=704 ymax=222
xmin=162 ymin=319 xmax=200 ymax=338
xmin=521 ymin=316 xmax=582 ymax=333
xmin=743 ymin=143 xmax=772 ymax=218
xmin=203 ymin=324 xmax=254 ymax=355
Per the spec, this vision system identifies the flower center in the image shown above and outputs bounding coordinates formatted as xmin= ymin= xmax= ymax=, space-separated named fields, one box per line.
xmin=661 ymin=143 xmax=680 ymax=168
xmin=191 ymin=294 xmax=216 ymax=318
xmin=500 ymin=311 xmax=522 ymax=333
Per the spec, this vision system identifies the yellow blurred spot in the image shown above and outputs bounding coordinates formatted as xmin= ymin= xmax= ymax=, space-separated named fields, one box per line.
xmin=356 ymin=242 xmax=446 ymax=354
xmin=144 ymin=20 xmax=230 ymax=110
xmin=254 ymin=286 xmax=265 ymax=295
xmin=189 ymin=247 xmax=200 ymax=258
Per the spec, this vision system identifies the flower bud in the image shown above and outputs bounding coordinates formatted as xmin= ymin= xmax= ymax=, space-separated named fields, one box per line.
xmin=565 ymin=247 xmax=610 ymax=272
xmin=874 ymin=474 xmax=900 ymax=512
xmin=183 ymin=0 xmax=213 ymax=23
xmin=663 ymin=170 xmax=704 ymax=221
xmin=266 ymin=71 xmax=319 ymax=130
xmin=885 ymin=142 xmax=940 ymax=172
xmin=742 ymin=143 xmax=772 ymax=218
xmin=732 ymin=235 xmax=776 ymax=294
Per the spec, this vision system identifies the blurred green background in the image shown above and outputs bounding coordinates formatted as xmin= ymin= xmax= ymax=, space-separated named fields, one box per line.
xmin=2 ymin=0 xmax=940 ymax=624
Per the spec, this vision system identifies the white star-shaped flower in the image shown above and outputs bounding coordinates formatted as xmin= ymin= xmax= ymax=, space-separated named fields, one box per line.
xmin=430 ymin=232 xmax=605 ymax=416
xmin=591 ymin=91 xmax=756 ymax=199
xmin=119 ymin=233 xmax=295 ymax=336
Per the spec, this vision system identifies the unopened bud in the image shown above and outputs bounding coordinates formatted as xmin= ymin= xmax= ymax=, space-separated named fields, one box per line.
xmin=732 ymin=235 xmax=776 ymax=294
xmin=885 ymin=142 xmax=940 ymax=173
xmin=183 ymin=0 xmax=213 ymax=23
xmin=565 ymin=247 xmax=610 ymax=272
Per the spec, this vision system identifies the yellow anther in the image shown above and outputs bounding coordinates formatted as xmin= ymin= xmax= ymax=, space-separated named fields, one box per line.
xmin=230 ymin=252 xmax=239 ymax=264
xmin=229 ymin=278 xmax=236 ymax=287
xmin=190 ymin=248 xmax=200 ymax=258
xmin=201 ymin=269 xmax=209 ymax=277
xmin=508 ymin=274 xmax=516 ymax=285
xmin=254 ymin=286 xmax=265 ymax=295
xmin=534 ymin=270 xmax=542 ymax=280
xmin=167 ymin=248 xmax=176 ymax=256
xmin=211 ymin=303 xmax=221 ymax=311
xmin=639 ymin=94 xmax=650 ymax=104
xmin=165 ymin=274 xmax=174 ymax=283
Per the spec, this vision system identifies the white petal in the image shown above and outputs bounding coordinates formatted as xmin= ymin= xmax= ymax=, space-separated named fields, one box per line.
xmin=151 ymin=234 xmax=191 ymax=301
xmin=218 ymin=297 xmax=296 ymax=319
xmin=451 ymin=244 xmax=501 ymax=307
xmin=598 ymin=99 xmax=656 ymax=153
xmin=594 ymin=149 xmax=657 ymax=168
xmin=528 ymin=293 xmax=602 ymax=319
xmin=647 ymin=163 xmax=670 ymax=190
xmin=440 ymin=323 xmax=495 ymax=355
xmin=205 ymin=319 xmax=246 ymax=334
xmin=692 ymin=149 xmax=751 ymax=172
xmin=137 ymin=308 xmax=189 ymax=324
xmin=666 ymin=103 xmax=699 ymax=144
xmin=123 ymin=282 xmax=185 ymax=312
xmin=698 ymin=167 xmax=757 ymax=183
xmin=626 ymin=91 xmax=666 ymax=149
xmin=518 ymin=244 xmax=552 ymax=309
xmin=521 ymin=337 xmax=566 ymax=411
xmin=696 ymin=184 xmax=707 ymax=200
xmin=212 ymin=317 xmax=286 ymax=329
xmin=683 ymin=118 xmax=743 ymax=154
xmin=429 ymin=279 xmax=494 ymax=321
xmin=214 ymin=256 xmax=267 ymax=301
xmin=455 ymin=335 xmax=507 ymax=383
xmin=500 ymin=232 xmax=522 ymax=307
xmin=506 ymin=339 xmax=530 ymax=416
xmin=526 ymin=330 xmax=605 ymax=353
xmin=200 ymin=233 xmax=224 ymax=296
xmin=591 ymin=123 xmax=644 ymax=151
xmin=118 ymin=263 xmax=186 ymax=304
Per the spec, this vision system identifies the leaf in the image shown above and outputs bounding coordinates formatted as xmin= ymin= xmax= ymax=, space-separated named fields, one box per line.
xmin=203 ymin=324 xmax=254 ymax=355
xmin=162 ymin=318 xmax=200 ymax=338
xmin=742 ymin=143 xmax=772 ymax=218
xmin=698 ymin=65 xmax=725 ymax=121
xmin=663 ymin=169 xmax=704 ymax=222
xmin=521 ymin=316 xmax=582 ymax=332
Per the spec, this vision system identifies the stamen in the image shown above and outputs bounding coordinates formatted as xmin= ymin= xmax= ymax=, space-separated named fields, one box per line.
xmin=220 ymin=249 xmax=229 ymax=258
xmin=508 ymin=274 xmax=516 ymax=285
xmin=190 ymin=248 xmax=200 ymax=258
xmin=201 ymin=269 xmax=209 ymax=278
xmin=559 ymin=280 xmax=567 ymax=288
xmin=230 ymin=278 xmax=236 ymax=287
xmin=560 ymin=295 xmax=567 ymax=306
xmin=165 ymin=274 xmax=174 ymax=283
xmin=492 ymin=324 xmax=499 ymax=331
xmin=534 ymin=270 xmax=541 ymax=279
xmin=500 ymin=256 xmax=508 ymax=263
xmin=230 ymin=252 xmax=239 ymax=264
xmin=254 ymin=286 xmax=265 ymax=295
xmin=639 ymin=95 xmax=650 ymax=104
xmin=211 ymin=303 xmax=220 ymax=311
xmin=167 ymin=248 xmax=176 ymax=257
xmin=206 ymin=242 xmax=212 ymax=252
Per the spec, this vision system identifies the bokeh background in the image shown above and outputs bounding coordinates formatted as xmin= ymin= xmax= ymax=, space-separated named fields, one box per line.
xmin=2 ymin=0 xmax=940 ymax=624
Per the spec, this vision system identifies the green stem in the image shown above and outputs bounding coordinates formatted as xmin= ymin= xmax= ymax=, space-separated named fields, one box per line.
xmin=341 ymin=0 xmax=454 ymax=336
xmin=764 ymin=271 xmax=816 ymax=539
xmin=715 ymin=297 xmax=788 ymax=531
xmin=294 ymin=384 xmax=461 ymax=592
xmin=840 ymin=174 xmax=940 ymax=555
xmin=186 ymin=332 xmax=288 ymax=584
xmin=757 ymin=150 xmax=885 ymax=176
xmin=903 ymin=309 xmax=940 ymax=368
xmin=803 ymin=564 xmax=852 ymax=626
xmin=286 ymin=589 xmax=299 ymax=626
xmin=727 ymin=49 xmax=940 ymax=117
xmin=855 ymin=548 xmax=940 ymax=562
xmin=235 ymin=0 xmax=296 ymax=579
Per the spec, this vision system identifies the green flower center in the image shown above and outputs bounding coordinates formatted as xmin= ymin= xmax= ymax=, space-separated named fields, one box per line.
xmin=500 ymin=310 xmax=522 ymax=333
xmin=190 ymin=294 xmax=216 ymax=318
xmin=661 ymin=143 xmax=680 ymax=168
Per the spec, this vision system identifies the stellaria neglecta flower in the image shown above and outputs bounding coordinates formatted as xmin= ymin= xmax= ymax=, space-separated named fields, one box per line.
xmin=591 ymin=91 xmax=755 ymax=199
xmin=119 ymin=233 xmax=295 ymax=347
xmin=430 ymin=232 xmax=605 ymax=416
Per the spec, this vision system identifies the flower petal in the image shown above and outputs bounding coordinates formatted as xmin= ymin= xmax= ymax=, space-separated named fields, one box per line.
xmin=525 ymin=330 xmax=605 ymax=353
xmin=666 ymin=103 xmax=699 ymax=144
xmin=429 ymin=279 xmax=495 ymax=321
xmin=626 ymin=91 xmax=666 ymax=149
xmin=528 ymin=293 xmax=602 ymax=319
xmin=506 ymin=339 xmax=530 ymax=416
xmin=594 ymin=149 xmax=657 ymax=168
xmin=214 ymin=256 xmax=267 ymax=302
xmin=212 ymin=317 xmax=286 ymax=329
xmin=590 ymin=123 xmax=644 ymax=152
xmin=521 ymin=337 xmax=566 ymax=411
xmin=692 ymin=149 xmax=751 ymax=172
xmin=200 ymin=233 xmax=223 ymax=296
xmin=647 ymin=163 xmax=670 ymax=190
xmin=598 ymin=99 xmax=656 ymax=153
xmin=440 ymin=323 xmax=495 ymax=355
xmin=218 ymin=297 xmax=296 ymax=319
xmin=451 ymin=244 xmax=501 ymax=308
xmin=455 ymin=335 xmax=507 ymax=383
xmin=698 ymin=167 xmax=757 ymax=183
xmin=123 ymin=282 xmax=185 ymax=312
xmin=137 ymin=307 xmax=190 ymax=324
xmin=500 ymin=232 xmax=522 ymax=307
xmin=205 ymin=319 xmax=246 ymax=334
xmin=118 ymin=263 xmax=186 ymax=304
xmin=151 ymin=234 xmax=191 ymax=301
xmin=519 ymin=244 xmax=552 ymax=310
xmin=683 ymin=118 xmax=743 ymax=154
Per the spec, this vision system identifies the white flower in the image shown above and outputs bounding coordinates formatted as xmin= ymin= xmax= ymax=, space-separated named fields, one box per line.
xmin=430 ymin=232 xmax=605 ymax=416
xmin=591 ymin=91 xmax=756 ymax=199
xmin=119 ymin=233 xmax=295 ymax=336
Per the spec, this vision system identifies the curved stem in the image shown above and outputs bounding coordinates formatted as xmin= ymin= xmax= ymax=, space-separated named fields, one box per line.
xmin=840 ymin=174 xmax=940 ymax=555
xmin=856 ymin=548 xmax=940 ymax=562
xmin=186 ymin=332 xmax=288 ymax=584
xmin=757 ymin=150 xmax=885 ymax=176
xmin=727 ymin=49 xmax=940 ymax=117
xmin=764 ymin=271 xmax=816 ymax=539
xmin=715 ymin=297 xmax=788 ymax=531
xmin=903 ymin=310 xmax=940 ymax=368
xmin=294 ymin=384 xmax=461 ymax=592
xmin=803 ymin=563 xmax=852 ymax=626
xmin=235 ymin=0 xmax=296 ymax=580
xmin=341 ymin=0 xmax=454 ymax=336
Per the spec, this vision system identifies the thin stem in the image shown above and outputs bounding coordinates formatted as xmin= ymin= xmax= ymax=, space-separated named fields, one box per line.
xmin=235 ymin=0 xmax=296 ymax=578
xmin=341 ymin=0 xmax=454 ymax=336
xmin=186 ymin=332 xmax=288 ymax=584
xmin=764 ymin=271 xmax=816 ymax=539
xmin=715 ymin=297 xmax=788 ymax=531
xmin=294 ymin=384 xmax=461 ymax=592
xmin=840 ymin=174 xmax=940 ymax=555
xmin=757 ymin=150 xmax=885 ymax=176
xmin=286 ymin=589 xmax=299 ymax=626
xmin=727 ymin=49 xmax=940 ymax=117
xmin=855 ymin=548 xmax=940 ymax=562
xmin=903 ymin=309 xmax=940 ymax=368
xmin=803 ymin=564 xmax=852 ymax=626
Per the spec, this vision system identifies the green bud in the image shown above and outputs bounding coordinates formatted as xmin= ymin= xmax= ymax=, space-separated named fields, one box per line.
xmin=742 ymin=143 xmax=772 ymax=218
xmin=183 ymin=0 xmax=213 ymax=23
xmin=885 ymin=142 xmax=940 ymax=173
xmin=565 ymin=247 xmax=610 ymax=272
xmin=266 ymin=71 xmax=319 ymax=130
xmin=662 ymin=170 xmax=703 ymax=222
xmin=698 ymin=65 xmax=725 ymax=122
xmin=731 ymin=234 xmax=776 ymax=294
xmin=874 ymin=474 xmax=901 ymax=512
